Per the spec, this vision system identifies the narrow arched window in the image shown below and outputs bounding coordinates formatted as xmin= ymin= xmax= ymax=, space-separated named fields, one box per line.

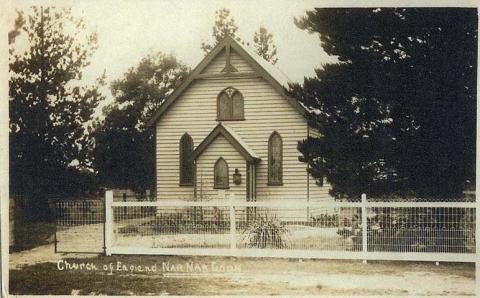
xmin=179 ymin=133 xmax=194 ymax=186
xmin=268 ymin=131 xmax=283 ymax=185
xmin=232 ymin=90 xmax=244 ymax=119
xmin=217 ymin=87 xmax=244 ymax=120
xmin=214 ymin=157 xmax=229 ymax=189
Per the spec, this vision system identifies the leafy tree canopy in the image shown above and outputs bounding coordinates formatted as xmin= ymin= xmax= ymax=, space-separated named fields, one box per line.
xmin=201 ymin=8 xmax=241 ymax=53
xmin=201 ymin=8 xmax=279 ymax=64
xmin=253 ymin=27 xmax=278 ymax=65
xmin=291 ymin=8 xmax=477 ymax=200
xmin=92 ymin=53 xmax=189 ymax=191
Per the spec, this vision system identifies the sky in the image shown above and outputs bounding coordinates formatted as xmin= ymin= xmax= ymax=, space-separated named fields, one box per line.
xmin=74 ymin=0 xmax=337 ymax=83
xmin=9 ymin=0 xmax=339 ymax=113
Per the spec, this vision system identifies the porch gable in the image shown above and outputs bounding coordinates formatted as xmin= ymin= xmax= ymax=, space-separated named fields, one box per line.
xmin=190 ymin=123 xmax=260 ymax=164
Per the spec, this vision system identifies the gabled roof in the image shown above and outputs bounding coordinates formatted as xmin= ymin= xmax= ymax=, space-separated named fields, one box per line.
xmin=237 ymin=39 xmax=291 ymax=87
xmin=190 ymin=123 xmax=260 ymax=164
xmin=146 ymin=35 xmax=306 ymax=127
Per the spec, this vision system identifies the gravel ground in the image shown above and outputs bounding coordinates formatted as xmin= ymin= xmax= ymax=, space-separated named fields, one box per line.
xmin=10 ymin=243 xmax=99 ymax=269
xmin=10 ymin=221 xmax=476 ymax=296
xmin=9 ymin=246 xmax=475 ymax=296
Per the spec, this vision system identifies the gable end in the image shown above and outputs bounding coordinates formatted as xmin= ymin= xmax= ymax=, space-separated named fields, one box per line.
xmin=146 ymin=36 xmax=306 ymax=127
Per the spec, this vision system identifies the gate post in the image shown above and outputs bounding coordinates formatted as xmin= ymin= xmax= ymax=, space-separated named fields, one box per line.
xmin=229 ymin=193 xmax=236 ymax=252
xmin=361 ymin=193 xmax=368 ymax=264
xmin=105 ymin=190 xmax=113 ymax=256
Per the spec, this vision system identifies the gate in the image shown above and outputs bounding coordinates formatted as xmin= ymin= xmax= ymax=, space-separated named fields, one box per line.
xmin=55 ymin=191 xmax=480 ymax=293
xmin=55 ymin=200 xmax=104 ymax=253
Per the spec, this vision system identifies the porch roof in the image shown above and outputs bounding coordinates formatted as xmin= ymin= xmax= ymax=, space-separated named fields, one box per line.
xmin=190 ymin=123 xmax=260 ymax=164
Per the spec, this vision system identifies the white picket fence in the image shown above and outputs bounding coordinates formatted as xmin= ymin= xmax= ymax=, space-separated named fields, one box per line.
xmin=104 ymin=191 xmax=477 ymax=264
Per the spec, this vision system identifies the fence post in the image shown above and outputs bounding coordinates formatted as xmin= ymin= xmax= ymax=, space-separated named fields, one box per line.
xmin=229 ymin=193 xmax=236 ymax=253
xmin=105 ymin=190 xmax=113 ymax=256
xmin=361 ymin=193 xmax=368 ymax=264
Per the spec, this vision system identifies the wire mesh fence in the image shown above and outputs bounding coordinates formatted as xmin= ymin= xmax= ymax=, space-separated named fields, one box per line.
xmin=54 ymin=191 xmax=476 ymax=260
xmin=113 ymin=206 xmax=231 ymax=249
xmin=56 ymin=200 xmax=104 ymax=253
xmin=237 ymin=206 xmax=362 ymax=251
xmin=106 ymin=194 xmax=476 ymax=259
xmin=366 ymin=207 xmax=475 ymax=253
xmin=110 ymin=205 xmax=361 ymax=251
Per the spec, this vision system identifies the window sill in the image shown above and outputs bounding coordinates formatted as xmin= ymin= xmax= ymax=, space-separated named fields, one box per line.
xmin=179 ymin=183 xmax=194 ymax=187
xmin=268 ymin=182 xmax=283 ymax=186
xmin=213 ymin=186 xmax=230 ymax=189
xmin=217 ymin=118 xmax=245 ymax=121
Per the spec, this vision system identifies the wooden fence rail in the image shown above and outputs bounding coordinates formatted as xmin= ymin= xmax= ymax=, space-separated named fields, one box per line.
xmin=47 ymin=190 xmax=480 ymax=295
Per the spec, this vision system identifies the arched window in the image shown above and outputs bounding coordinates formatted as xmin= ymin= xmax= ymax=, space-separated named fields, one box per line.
xmin=217 ymin=87 xmax=244 ymax=120
xmin=179 ymin=133 xmax=194 ymax=186
xmin=214 ymin=157 xmax=229 ymax=189
xmin=268 ymin=131 xmax=283 ymax=185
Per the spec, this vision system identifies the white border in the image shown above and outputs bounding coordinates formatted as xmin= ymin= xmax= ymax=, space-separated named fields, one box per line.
xmin=1 ymin=1 xmax=479 ymax=297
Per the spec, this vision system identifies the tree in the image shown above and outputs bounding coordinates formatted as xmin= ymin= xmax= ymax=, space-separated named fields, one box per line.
xmin=9 ymin=7 xmax=105 ymax=218
xmin=92 ymin=53 xmax=188 ymax=191
xmin=201 ymin=8 xmax=280 ymax=64
xmin=201 ymin=8 xmax=241 ymax=53
xmin=8 ymin=10 xmax=25 ymax=45
xmin=291 ymin=8 xmax=477 ymax=200
xmin=253 ymin=27 xmax=278 ymax=64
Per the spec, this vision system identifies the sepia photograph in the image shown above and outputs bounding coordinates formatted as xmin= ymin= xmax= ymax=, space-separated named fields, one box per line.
xmin=3 ymin=0 xmax=479 ymax=296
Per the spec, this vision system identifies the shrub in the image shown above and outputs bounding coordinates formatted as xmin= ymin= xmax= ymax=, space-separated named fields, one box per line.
xmin=12 ymin=221 xmax=55 ymax=251
xmin=212 ymin=207 xmax=228 ymax=229
xmin=146 ymin=209 xmax=230 ymax=234
xmin=242 ymin=213 xmax=289 ymax=248
xmin=337 ymin=213 xmax=360 ymax=236
xmin=367 ymin=208 xmax=471 ymax=252
xmin=311 ymin=213 xmax=339 ymax=227
xmin=151 ymin=213 xmax=185 ymax=233
xmin=337 ymin=213 xmax=362 ymax=250
xmin=117 ymin=224 xmax=139 ymax=234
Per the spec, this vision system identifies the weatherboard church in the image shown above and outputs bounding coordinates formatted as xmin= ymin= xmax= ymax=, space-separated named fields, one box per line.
xmin=147 ymin=36 xmax=333 ymax=202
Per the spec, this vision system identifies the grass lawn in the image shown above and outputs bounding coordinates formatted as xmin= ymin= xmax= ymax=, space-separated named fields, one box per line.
xmin=10 ymin=254 xmax=475 ymax=296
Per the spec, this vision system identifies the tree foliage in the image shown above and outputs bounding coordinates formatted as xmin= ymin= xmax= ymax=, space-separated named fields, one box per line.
xmin=9 ymin=7 xmax=105 ymax=217
xmin=8 ymin=11 xmax=25 ymax=45
xmin=291 ymin=8 xmax=477 ymax=199
xmin=253 ymin=27 xmax=278 ymax=65
xmin=92 ymin=53 xmax=189 ymax=191
xmin=201 ymin=8 xmax=279 ymax=64
xmin=201 ymin=8 xmax=241 ymax=53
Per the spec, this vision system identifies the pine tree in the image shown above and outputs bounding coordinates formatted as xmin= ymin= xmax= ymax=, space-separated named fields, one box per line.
xmin=9 ymin=7 xmax=105 ymax=218
xmin=291 ymin=8 xmax=477 ymax=199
